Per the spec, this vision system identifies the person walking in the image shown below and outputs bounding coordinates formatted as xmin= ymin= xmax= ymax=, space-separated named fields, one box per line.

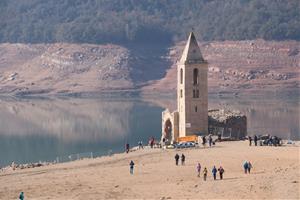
xmin=181 ymin=154 xmax=185 ymax=165
xmin=129 ymin=160 xmax=135 ymax=174
xmin=218 ymin=166 xmax=225 ymax=180
xmin=248 ymin=136 xmax=252 ymax=146
xmin=125 ymin=143 xmax=130 ymax=153
xmin=197 ymin=163 xmax=201 ymax=177
xmin=175 ymin=154 xmax=180 ymax=166
xmin=212 ymin=166 xmax=217 ymax=180
xmin=19 ymin=192 xmax=24 ymax=200
xmin=138 ymin=141 xmax=143 ymax=149
xmin=203 ymin=167 xmax=208 ymax=181
xmin=243 ymin=161 xmax=249 ymax=174
xmin=208 ymin=135 xmax=212 ymax=147
xmin=150 ymin=137 xmax=154 ymax=148
xmin=202 ymin=136 xmax=206 ymax=147
xmin=247 ymin=161 xmax=252 ymax=174
xmin=254 ymin=135 xmax=258 ymax=146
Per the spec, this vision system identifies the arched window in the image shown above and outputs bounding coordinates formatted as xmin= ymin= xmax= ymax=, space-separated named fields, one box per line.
xmin=193 ymin=68 xmax=199 ymax=85
xmin=180 ymin=68 xmax=183 ymax=84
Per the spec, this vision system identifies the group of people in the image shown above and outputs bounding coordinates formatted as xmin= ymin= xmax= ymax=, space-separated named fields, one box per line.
xmin=173 ymin=154 xmax=253 ymax=181
xmin=174 ymin=154 xmax=226 ymax=181
xmin=197 ymin=163 xmax=225 ymax=181
xmin=174 ymin=153 xmax=185 ymax=165
xmin=125 ymin=137 xmax=154 ymax=153
xmin=243 ymin=161 xmax=253 ymax=174
xmin=202 ymin=135 xmax=214 ymax=147
xmin=248 ymin=135 xmax=258 ymax=146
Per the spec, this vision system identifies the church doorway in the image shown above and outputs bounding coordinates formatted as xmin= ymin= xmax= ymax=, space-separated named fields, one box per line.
xmin=164 ymin=119 xmax=172 ymax=141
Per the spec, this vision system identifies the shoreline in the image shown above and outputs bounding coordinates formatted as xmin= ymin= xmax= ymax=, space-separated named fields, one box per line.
xmin=0 ymin=141 xmax=299 ymax=199
xmin=2 ymin=139 xmax=299 ymax=172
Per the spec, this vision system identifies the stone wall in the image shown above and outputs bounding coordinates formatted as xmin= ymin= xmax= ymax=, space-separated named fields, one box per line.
xmin=208 ymin=109 xmax=247 ymax=139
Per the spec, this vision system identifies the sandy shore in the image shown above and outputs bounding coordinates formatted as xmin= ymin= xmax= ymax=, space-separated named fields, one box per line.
xmin=0 ymin=141 xmax=299 ymax=199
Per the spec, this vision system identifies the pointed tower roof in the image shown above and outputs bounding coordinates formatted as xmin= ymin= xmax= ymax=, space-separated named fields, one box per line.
xmin=179 ymin=32 xmax=205 ymax=64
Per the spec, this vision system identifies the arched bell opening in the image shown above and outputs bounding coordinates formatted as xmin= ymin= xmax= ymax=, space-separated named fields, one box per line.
xmin=164 ymin=119 xmax=172 ymax=141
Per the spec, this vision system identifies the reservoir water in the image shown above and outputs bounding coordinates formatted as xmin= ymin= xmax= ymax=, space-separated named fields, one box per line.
xmin=0 ymin=96 xmax=299 ymax=167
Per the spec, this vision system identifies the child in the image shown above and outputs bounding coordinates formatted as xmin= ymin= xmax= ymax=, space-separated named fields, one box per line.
xmin=130 ymin=160 xmax=135 ymax=174
xmin=203 ymin=167 xmax=208 ymax=181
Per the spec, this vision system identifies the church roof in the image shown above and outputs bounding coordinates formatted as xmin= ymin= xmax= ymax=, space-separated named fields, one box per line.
xmin=179 ymin=32 xmax=205 ymax=64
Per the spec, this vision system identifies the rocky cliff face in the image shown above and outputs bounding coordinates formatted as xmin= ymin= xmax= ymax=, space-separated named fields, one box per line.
xmin=143 ymin=40 xmax=300 ymax=96
xmin=0 ymin=40 xmax=299 ymax=96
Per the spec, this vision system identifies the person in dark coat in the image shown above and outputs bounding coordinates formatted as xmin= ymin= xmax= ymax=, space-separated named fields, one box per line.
xmin=181 ymin=154 xmax=185 ymax=165
xmin=129 ymin=160 xmax=135 ymax=174
xmin=247 ymin=161 xmax=252 ymax=173
xmin=243 ymin=161 xmax=249 ymax=174
xmin=208 ymin=135 xmax=212 ymax=147
xmin=212 ymin=166 xmax=217 ymax=180
xmin=254 ymin=135 xmax=258 ymax=146
xmin=175 ymin=154 xmax=180 ymax=165
xmin=125 ymin=143 xmax=130 ymax=153
xmin=248 ymin=136 xmax=252 ymax=146
xmin=218 ymin=166 xmax=225 ymax=180
xmin=202 ymin=136 xmax=206 ymax=147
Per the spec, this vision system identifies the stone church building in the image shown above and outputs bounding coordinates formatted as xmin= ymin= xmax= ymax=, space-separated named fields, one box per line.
xmin=162 ymin=32 xmax=208 ymax=143
xmin=162 ymin=32 xmax=246 ymax=143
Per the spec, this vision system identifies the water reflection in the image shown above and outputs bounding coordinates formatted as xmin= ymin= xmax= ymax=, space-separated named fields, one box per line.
xmin=0 ymin=96 xmax=299 ymax=167
xmin=0 ymin=97 xmax=163 ymax=167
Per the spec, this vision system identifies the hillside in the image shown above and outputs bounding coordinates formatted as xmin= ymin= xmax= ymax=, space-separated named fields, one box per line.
xmin=0 ymin=43 xmax=133 ymax=95
xmin=0 ymin=40 xmax=299 ymax=96
xmin=0 ymin=0 xmax=299 ymax=44
xmin=143 ymin=40 xmax=300 ymax=96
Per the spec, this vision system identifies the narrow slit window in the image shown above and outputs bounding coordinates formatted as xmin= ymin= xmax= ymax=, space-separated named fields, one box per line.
xmin=195 ymin=106 xmax=198 ymax=112
xmin=180 ymin=68 xmax=183 ymax=84
xmin=193 ymin=68 xmax=199 ymax=85
xmin=180 ymin=89 xmax=183 ymax=98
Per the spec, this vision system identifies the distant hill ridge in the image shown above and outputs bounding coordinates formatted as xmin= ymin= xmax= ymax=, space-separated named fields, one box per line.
xmin=0 ymin=40 xmax=299 ymax=96
xmin=143 ymin=40 xmax=300 ymax=96
xmin=0 ymin=0 xmax=299 ymax=44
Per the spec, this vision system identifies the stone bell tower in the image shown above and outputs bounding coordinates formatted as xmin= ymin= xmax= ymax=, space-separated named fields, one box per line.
xmin=177 ymin=32 xmax=208 ymax=137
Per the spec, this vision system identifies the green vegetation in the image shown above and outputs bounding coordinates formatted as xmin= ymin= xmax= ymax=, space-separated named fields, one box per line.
xmin=0 ymin=0 xmax=299 ymax=44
